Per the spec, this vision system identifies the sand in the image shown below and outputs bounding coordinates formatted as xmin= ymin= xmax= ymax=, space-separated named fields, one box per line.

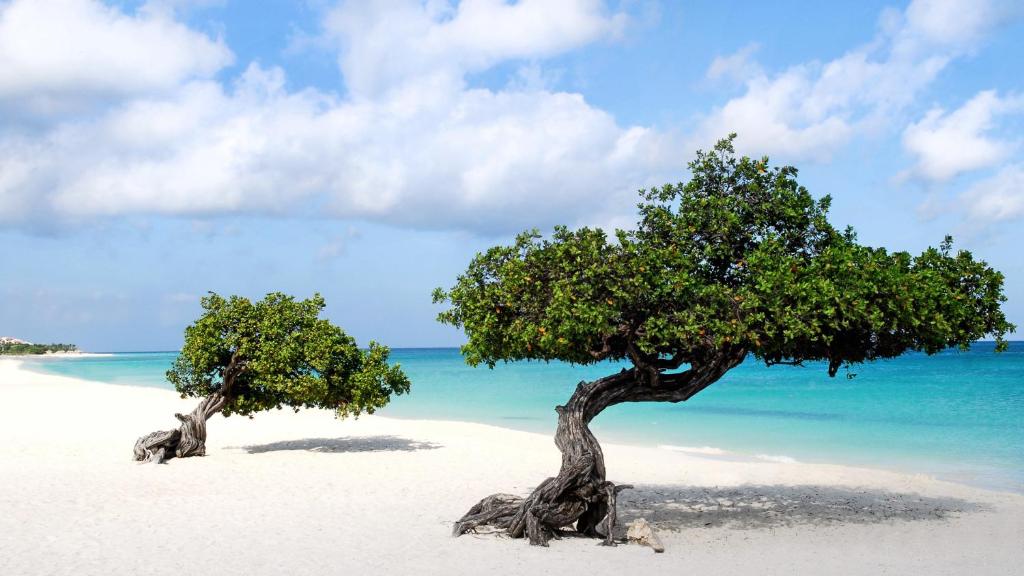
xmin=1 ymin=358 xmax=1021 ymax=575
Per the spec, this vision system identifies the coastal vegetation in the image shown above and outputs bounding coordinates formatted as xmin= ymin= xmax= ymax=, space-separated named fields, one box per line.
xmin=133 ymin=292 xmax=410 ymax=463
xmin=0 ymin=341 xmax=77 ymax=355
xmin=434 ymin=135 xmax=1013 ymax=546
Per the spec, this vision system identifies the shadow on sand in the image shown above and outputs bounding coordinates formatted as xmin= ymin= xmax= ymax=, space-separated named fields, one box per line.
xmin=616 ymin=484 xmax=989 ymax=531
xmin=236 ymin=435 xmax=442 ymax=454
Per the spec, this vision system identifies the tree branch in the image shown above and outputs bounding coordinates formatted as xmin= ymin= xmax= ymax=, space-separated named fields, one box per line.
xmin=588 ymin=339 xmax=613 ymax=360
xmin=636 ymin=346 xmax=747 ymax=403
xmin=219 ymin=349 xmax=246 ymax=397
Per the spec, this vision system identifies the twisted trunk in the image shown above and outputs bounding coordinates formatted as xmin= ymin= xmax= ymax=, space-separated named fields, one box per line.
xmin=453 ymin=347 xmax=745 ymax=546
xmin=133 ymin=392 xmax=228 ymax=463
xmin=134 ymin=354 xmax=243 ymax=463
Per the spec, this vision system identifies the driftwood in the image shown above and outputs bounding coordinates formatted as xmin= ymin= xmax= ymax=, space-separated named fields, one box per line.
xmin=626 ymin=518 xmax=665 ymax=553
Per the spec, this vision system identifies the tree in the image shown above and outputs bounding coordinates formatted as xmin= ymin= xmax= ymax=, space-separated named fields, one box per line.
xmin=133 ymin=292 xmax=410 ymax=463
xmin=434 ymin=135 xmax=1013 ymax=546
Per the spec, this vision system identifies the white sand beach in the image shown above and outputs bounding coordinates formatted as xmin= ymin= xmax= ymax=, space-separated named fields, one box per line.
xmin=1 ymin=358 xmax=1021 ymax=576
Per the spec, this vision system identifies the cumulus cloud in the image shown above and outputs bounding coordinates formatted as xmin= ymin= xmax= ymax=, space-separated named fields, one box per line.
xmin=902 ymin=0 xmax=1020 ymax=47
xmin=959 ymin=164 xmax=1024 ymax=224
xmin=901 ymin=90 xmax=1023 ymax=182
xmin=0 ymin=0 xmax=670 ymax=234
xmin=324 ymin=0 xmax=627 ymax=97
xmin=0 ymin=0 xmax=1017 ymax=235
xmin=29 ymin=65 xmax=670 ymax=232
xmin=694 ymin=0 xmax=1016 ymax=160
xmin=0 ymin=0 xmax=231 ymax=116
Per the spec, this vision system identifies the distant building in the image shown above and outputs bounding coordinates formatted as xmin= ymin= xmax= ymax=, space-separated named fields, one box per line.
xmin=0 ymin=336 xmax=32 ymax=345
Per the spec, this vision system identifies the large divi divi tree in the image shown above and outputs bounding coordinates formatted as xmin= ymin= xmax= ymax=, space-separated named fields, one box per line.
xmin=134 ymin=292 xmax=410 ymax=463
xmin=434 ymin=136 xmax=1013 ymax=546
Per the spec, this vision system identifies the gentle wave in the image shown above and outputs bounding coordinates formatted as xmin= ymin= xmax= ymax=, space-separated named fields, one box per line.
xmin=755 ymin=454 xmax=799 ymax=463
xmin=657 ymin=444 xmax=728 ymax=455
xmin=658 ymin=444 xmax=800 ymax=464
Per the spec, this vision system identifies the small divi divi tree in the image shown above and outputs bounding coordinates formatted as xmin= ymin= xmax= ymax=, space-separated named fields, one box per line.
xmin=134 ymin=292 xmax=410 ymax=463
xmin=434 ymin=135 xmax=1013 ymax=546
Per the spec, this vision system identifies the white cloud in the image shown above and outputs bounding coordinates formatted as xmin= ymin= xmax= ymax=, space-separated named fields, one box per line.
xmin=37 ymin=66 xmax=670 ymax=232
xmin=694 ymin=0 xmax=1015 ymax=160
xmin=0 ymin=0 xmax=1018 ymax=235
xmin=902 ymin=90 xmax=1023 ymax=182
xmin=0 ymin=0 xmax=231 ymax=115
xmin=0 ymin=1 xmax=670 ymax=234
xmin=698 ymin=64 xmax=855 ymax=160
xmin=324 ymin=0 xmax=627 ymax=97
xmin=902 ymin=0 xmax=1019 ymax=47
xmin=960 ymin=164 xmax=1024 ymax=223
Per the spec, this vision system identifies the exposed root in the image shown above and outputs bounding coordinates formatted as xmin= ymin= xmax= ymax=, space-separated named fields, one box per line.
xmin=452 ymin=493 xmax=524 ymax=536
xmin=132 ymin=429 xmax=181 ymax=464
xmin=133 ymin=393 xmax=225 ymax=463
xmin=453 ymin=370 xmax=672 ymax=546
xmin=454 ymin=480 xmax=633 ymax=546
xmin=454 ymin=349 xmax=745 ymax=547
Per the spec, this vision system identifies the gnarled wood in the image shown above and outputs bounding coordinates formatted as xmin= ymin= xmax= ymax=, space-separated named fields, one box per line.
xmin=132 ymin=392 xmax=228 ymax=463
xmin=454 ymin=346 xmax=746 ymax=546
xmin=133 ymin=429 xmax=180 ymax=464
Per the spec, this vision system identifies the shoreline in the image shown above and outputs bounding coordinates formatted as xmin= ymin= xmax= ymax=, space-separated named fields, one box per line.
xmin=1 ymin=357 xmax=1022 ymax=574
xmin=11 ymin=356 xmax=1023 ymax=496
xmin=3 ymin=355 xmax=1022 ymax=499
xmin=2 ymin=351 xmax=114 ymax=358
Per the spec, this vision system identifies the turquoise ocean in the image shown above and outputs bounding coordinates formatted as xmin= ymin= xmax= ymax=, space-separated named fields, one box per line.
xmin=21 ymin=343 xmax=1024 ymax=493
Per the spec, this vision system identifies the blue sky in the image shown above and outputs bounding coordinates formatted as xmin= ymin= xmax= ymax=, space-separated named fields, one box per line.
xmin=1 ymin=0 xmax=1022 ymax=351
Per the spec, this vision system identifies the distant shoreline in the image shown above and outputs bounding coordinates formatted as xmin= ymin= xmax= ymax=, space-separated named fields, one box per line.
xmin=2 ymin=351 xmax=114 ymax=358
xmin=29 ymin=340 xmax=1024 ymax=355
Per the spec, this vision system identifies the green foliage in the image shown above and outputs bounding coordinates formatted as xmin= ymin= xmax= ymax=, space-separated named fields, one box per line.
xmin=0 ymin=342 xmax=77 ymax=355
xmin=168 ymin=292 xmax=410 ymax=418
xmin=435 ymin=135 xmax=1014 ymax=375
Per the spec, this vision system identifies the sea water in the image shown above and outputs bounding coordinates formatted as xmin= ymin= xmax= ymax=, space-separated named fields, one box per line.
xmin=21 ymin=343 xmax=1024 ymax=493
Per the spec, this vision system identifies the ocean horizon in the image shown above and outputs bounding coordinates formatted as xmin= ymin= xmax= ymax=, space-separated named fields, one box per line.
xmin=20 ymin=342 xmax=1024 ymax=494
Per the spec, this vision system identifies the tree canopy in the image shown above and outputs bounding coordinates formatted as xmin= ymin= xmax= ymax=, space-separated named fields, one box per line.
xmin=167 ymin=292 xmax=410 ymax=418
xmin=434 ymin=135 xmax=1013 ymax=379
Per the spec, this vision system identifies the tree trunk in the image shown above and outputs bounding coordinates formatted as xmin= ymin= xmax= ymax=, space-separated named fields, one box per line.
xmin=452 ymin=370 xmax=635 ymax=545
xmin=453 ymin=347 xmax=746 ymax=546
xmin=133 ymin=393 xmax=227 ymax=463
